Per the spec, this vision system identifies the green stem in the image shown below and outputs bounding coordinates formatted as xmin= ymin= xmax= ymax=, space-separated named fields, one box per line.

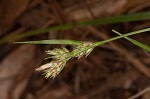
xmin=71 ymin=28 xmax=150 ymax=57
xmin=112 ymin=30 xmax=150 ymax=52
xmin=93 ymin=28 xmax=150 ymax=47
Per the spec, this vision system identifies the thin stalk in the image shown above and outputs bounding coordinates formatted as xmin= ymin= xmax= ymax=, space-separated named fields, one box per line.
xmin=112 ymin=30 xmax=150 ymax=52
xmin=93 ymin=28 xmax=150 ymax=47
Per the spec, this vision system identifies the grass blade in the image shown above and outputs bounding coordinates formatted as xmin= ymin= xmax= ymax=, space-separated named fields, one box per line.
xmin=14 ymin=40 xmax=83 ymax=45
xmin=1 ymin=12 xmax=150 ymax=44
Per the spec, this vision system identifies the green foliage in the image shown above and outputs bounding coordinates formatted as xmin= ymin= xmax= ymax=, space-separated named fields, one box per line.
xmin=15 ymin=28 xmax=150 ymax=78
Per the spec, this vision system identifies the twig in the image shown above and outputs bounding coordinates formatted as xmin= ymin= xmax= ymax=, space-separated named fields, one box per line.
xmin=129 ymin=87 xmax=150 ymax=99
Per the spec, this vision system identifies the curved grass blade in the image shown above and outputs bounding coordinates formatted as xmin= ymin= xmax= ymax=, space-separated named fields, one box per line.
xmin=1 ymin=12 xmax=150 ymax=44
xmin=112 ymin=30 xmax=150 ymax=52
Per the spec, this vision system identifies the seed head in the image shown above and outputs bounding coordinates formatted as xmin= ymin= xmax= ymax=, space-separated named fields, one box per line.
xmin=37 ymin=60 xmax=66 ymax=78
xmin=36 ymin=42 xmax=94 ymax=78
xmin=45 ymin=48 xmax=70 ymax=60
xmin=73 ymin=42 xmax=93 ymax=58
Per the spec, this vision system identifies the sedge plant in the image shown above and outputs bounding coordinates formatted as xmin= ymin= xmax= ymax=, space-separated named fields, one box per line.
xmin=15 ymin=28 xmax=150 ymax=78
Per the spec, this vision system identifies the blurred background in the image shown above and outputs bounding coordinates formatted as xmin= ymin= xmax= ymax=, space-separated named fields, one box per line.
xmin=0 ymin=0 xmax=150 ymax=99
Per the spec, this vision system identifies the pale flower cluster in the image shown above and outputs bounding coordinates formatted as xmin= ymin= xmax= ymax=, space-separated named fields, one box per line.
xmin=36 ymin=42 xmax=93 ymax=78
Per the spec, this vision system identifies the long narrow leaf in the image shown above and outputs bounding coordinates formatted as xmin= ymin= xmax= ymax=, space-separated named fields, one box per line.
xmin=112 ymin=30 xmax=150 ymax=52
xmin=1 ymin=12 xmax=150 ymax=44
xmin=14 ymin=40 xmax=83 ymax=45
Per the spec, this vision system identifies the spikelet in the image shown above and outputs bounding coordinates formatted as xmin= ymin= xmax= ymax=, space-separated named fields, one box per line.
xmin=73 ymin=42 xmax=93 ymax=58
xmin=36 ymin=41 xmax=94 ymax=78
